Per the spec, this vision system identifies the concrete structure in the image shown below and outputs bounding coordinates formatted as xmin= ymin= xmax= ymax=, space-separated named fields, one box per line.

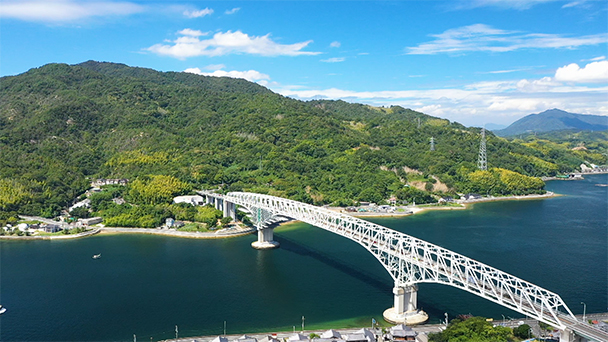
xmin=173 ymin=195 xmax=205 ymax=206
xmin=199 ymin=191 xmax=608 ymax=341
xmin=81 ymin=217 xmax=102 ymax=226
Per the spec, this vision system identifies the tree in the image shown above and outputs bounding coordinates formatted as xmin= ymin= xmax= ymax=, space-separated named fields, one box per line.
xmin=428 ymin=317 xmax=514 ymax=342
xmin=70 ymin=206 xmax=91 ymax=219
xmin=220 ymin=216 xmax=233 ymax=226
xmin=513 ymin=324 xmax=533 ymax=339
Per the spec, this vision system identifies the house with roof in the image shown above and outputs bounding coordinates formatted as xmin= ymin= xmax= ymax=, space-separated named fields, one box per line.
xmin=388 ymin=324 xmax=416 ymax=341
xmin=321 ymin=329 xmax=342 ymax=339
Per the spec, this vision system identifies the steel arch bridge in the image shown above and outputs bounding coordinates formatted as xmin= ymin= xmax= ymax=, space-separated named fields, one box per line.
xmin=200 ymin=191 xmax=582 ymax=334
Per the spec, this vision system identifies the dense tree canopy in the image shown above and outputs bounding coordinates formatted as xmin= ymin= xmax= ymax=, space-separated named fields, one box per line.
xmin=1 ymin=61 xmax=603 ymax=219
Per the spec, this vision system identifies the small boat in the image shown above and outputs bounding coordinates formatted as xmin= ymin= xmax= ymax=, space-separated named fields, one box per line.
xmin=92 ymin=254 xmax=101 ymax=259
xmin=0 ymin=305 xmax=6 ymax=314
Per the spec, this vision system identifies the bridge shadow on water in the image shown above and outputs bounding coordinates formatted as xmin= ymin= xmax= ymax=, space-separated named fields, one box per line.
xmin=275 ymin=234 xmax=392 ymax=294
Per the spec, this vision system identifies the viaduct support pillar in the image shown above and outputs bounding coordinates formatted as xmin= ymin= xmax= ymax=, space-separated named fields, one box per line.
xmin=383 ymin=285 xmax=428 ymax=325
xmin=251 ymin=227 xmax=280 ymax=250
xmin=222 ymin=202 xmax=237 ymax=220
xmin=559 ymin=329 xmax=583 ymax=342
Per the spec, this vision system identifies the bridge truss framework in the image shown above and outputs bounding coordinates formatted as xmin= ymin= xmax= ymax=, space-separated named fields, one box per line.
xmin=200 ymin=191 xmax=604 ymax=341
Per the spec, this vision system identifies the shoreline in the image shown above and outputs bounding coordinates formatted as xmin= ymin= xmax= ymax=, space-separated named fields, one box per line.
xmin=2 ymin=192 xmax=558 ymax=240
xmin=329 ymin=191 xmax=557 ymax=218
xmin=0 ymin=228 xmax=101 ymax=240
xmin=97 ymin=225 xmax=256 ymax=239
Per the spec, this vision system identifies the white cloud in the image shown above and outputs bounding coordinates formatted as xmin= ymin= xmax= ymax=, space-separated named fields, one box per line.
xmin=203 ymin=64 xmax=226 ymax=71
xmin=562 ymin=1 xmax=586 ymax=8
xmin=0 ymin=0 xmax=143 ymax=22
xmin=183 ymin=8 xmax=213 ymax=18
xmin=225 ymin=7 xmax=240 ymax=15
xmin=271 ymin=69 xmax=608 ymax=126
xmin=330 ymin=41 xmax=341 ymax=48
xmin=555 ymin=61 xmax=608 ymax=83
xmin=407 ymin=24 xmax=607 ymax=55
xmin=453 ymin=0 xmax=558 ymax=10
xmin=147 ymin=30 xmax=320 ymax=59
xmin=582 ymin=56 xmax=606 ymax=62
xmin=321 ymin=57 xmax=345 ymax=63
xmin=178 ymin=29 xmax=207 ymax=37
xmin=184 ymin=67 xmax=270 ymax=83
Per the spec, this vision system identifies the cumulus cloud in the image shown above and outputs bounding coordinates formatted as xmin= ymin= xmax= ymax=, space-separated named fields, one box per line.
xmin=183 ymin=8 xmax=213 ymax=18
xmin=184 ymin=67 xmax=270 ymax=83
xmin=555 ymin=61 xmax=608 ymax=83
xmin=225 ymin=7 xmax=240 ymax=14
xmin=272 ymin=70 xmax=608 ymax=126
xmin=321 ymin=57 xmax=345 ymax=63
xmin=330 ymin=41 xmax=341 ymax=48
xmin=0 ymin=0 xmax=143 ymax=22
xmin=147 ymin=30 xmax=320 ymax=59
xmin=178 ymin=29 xmax=207 ymax=37
xmin=407 ymin=24 xmax=607 ymax=55
xmin=203 ymin=64 xmax=226 ymax=71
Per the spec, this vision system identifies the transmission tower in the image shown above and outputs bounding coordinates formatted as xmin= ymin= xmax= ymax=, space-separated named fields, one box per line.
xmin=478 ymin=128 xmax=487 ymax=171
xmin=430 ymin=137 xmax=435 ymax=151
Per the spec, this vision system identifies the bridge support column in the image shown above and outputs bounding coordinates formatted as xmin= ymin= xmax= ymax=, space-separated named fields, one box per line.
xmin=383 ymin=285 xmax=428 ymax=325
xmin=221 ymin=201 xmax=237 ymax=220
xmin=251 ymin=227 xmax=280 ymax=249
xmin=559 ymin=328 xmax=584 ymax=342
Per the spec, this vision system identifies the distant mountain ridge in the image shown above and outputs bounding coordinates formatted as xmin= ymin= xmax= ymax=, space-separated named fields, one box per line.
xmin=494 ymin=109 xmax=608 ymax=137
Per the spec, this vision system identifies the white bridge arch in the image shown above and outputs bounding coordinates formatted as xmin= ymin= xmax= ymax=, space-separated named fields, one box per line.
xmin=200 ymin=191 xmax=605 ymax=341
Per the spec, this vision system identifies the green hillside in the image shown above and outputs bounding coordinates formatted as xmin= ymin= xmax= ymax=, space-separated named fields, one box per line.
xmin=1 ymin=61 xmax=603 ymax=222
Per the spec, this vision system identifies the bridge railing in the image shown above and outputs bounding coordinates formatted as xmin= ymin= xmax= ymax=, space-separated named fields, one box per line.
xmin=204 ymin=191 xmax=576 ymax=330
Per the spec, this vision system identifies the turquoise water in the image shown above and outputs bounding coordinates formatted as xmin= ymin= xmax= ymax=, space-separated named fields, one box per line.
xmin=0 ymin=174 xmax=606 ymax=341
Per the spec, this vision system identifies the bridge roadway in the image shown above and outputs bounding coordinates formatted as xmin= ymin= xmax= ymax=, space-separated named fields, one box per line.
xmin=200 ymin=191 xmax=608 ymax=342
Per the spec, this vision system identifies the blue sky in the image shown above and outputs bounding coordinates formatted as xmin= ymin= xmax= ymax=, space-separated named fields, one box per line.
xmin=1 ymin=0 xmax=607 ymax=126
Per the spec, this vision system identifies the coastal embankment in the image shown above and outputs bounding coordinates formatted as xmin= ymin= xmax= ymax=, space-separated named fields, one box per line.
xmin=329 ymin=191 xmax=557 ymax=218
xmin=0 ymin=228 xmax=101 ymax=240
xmin=98 ymin=225 xmax=256 ymax=239
xmin=4 ymin=192 xmax=558 ymax=240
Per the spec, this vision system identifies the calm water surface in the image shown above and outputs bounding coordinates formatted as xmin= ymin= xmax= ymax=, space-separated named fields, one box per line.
xmin=1 ymin=175 xmax=606 ymax=341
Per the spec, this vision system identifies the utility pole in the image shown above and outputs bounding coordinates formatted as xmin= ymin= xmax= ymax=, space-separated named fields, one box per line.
xmin=478 ymin=128 xmax=487 ymax=171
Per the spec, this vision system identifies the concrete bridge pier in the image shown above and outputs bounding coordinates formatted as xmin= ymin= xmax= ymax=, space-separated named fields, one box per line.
xmin=251 ymin=227 xmax=280 ymax=250
xmin=223 ymin=201 xmax=237 ymax=220
xmin=560 ymin=329 xmax=585 ymax=342
xmin=383 ymin=285 xmax=428 ymax=325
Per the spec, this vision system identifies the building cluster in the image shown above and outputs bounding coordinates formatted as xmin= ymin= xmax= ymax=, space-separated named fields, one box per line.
xmin=90 ymin=178 xmax=129 ymax=187
xmin=344 ymin=203 xmax=402 ymax=214
xmin=3 ymin=222 xmax=62 ymax=234
xmin=2 ymin=217 xmax=103 ymax=235
xmin=580 ymin=163 xmax=608 ymax=173
xmin=200 ymin=326 xmax=418 ymax=342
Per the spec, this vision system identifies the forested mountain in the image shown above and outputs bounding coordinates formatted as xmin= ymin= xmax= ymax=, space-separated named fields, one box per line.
xmin=1 ymin=61 xmax=605 ymax=221
xmin=494 ymin=109 xmax=608 ymax=137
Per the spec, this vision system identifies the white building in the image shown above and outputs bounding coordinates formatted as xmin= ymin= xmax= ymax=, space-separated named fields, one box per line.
xmin=173 ymin=195 xmax=205 ymax=206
